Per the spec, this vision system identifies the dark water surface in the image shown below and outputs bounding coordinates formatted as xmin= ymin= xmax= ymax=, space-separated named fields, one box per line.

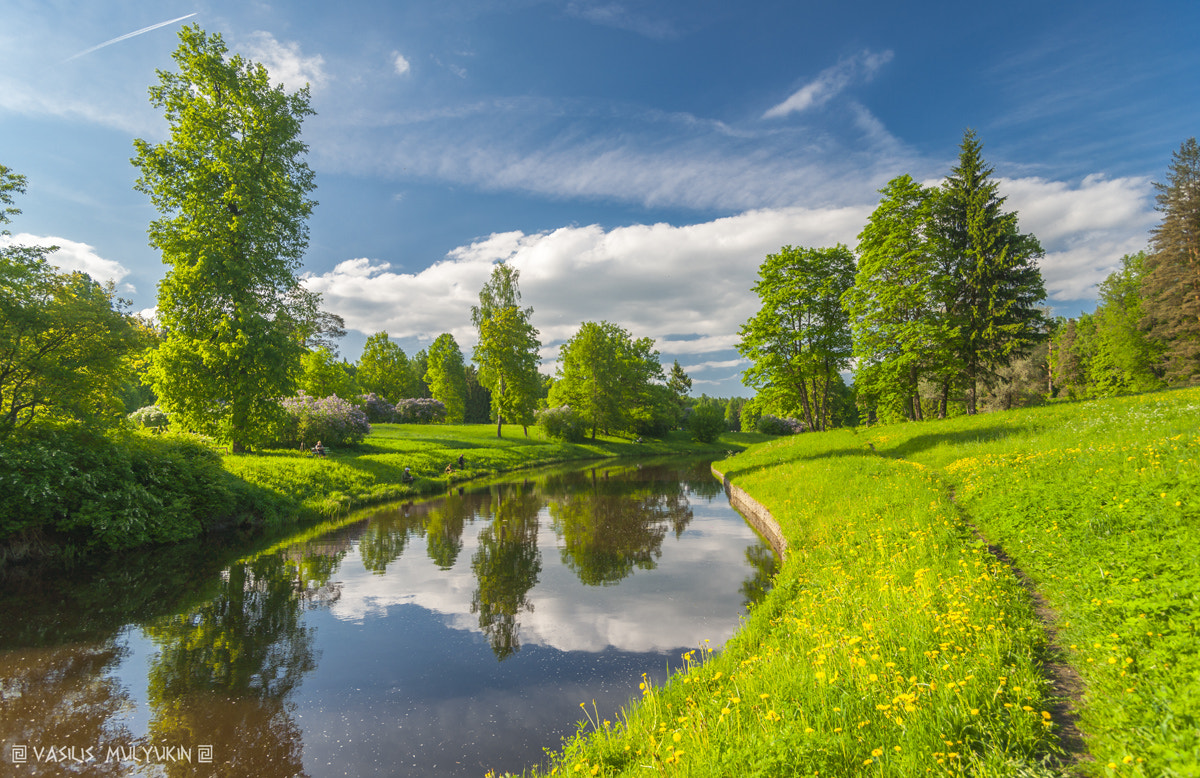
xmin=0 ymin=458 xmax=775 ymax=777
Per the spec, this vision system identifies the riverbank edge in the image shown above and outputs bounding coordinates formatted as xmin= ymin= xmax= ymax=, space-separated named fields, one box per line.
xmin=711 ymin=465 xmax=788 ymax=562
xmin=1 ymin=429 xmax=759 ymax=569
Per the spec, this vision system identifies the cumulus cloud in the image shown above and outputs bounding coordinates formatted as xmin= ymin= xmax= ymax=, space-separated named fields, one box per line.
xmin=307 ymin=172 xmax=1156 ymax=383
xmin=0 ymin=233 xmax=133 ymax=290
xmin=393 ymin=51 xmax=411 ymax=76
xmin=763 ymin=49 xmax=894 ymax=119
xmin=242 ymin=31 xmax=327 ymax=92
xmin=303 ymin=205 xmax=872 ymax=375
xmin=1000 ymin=174 xmax=1156 ymax=300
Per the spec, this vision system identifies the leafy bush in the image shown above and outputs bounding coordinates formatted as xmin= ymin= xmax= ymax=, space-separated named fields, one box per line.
xmin=0 ymin=428 xmax=280 ymax=551
xmin=278 ymin=392 xmax=371 ymax=448
xmin=537 ymin=405 xmax=586 ymax=442
xmin=356 ymin=393 xmax=396 ymax=424
xmin=128 ymin=404 xmax=169 ymax=431
xmin=687 ymin=404 xmax=726 ymax=443
xmin=756 ymin=414 xmax=805 ymax=435
xmin=393 ymin=397 xmax=447 ymax=424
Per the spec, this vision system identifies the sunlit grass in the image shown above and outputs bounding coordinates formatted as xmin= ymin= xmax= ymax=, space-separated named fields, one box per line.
xmin=508 ymin=387 xmax=1200 ymax=777
xmin=221 ymin=424 xmax=766 ymax=519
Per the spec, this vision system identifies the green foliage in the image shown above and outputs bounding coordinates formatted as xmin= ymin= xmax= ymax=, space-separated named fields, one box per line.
xmin=0 ymin=166 xmax=139 ymax=438
xmin=0 ymin=428 xmax=280 ymax=551
xmin=550 ymin=321 xmax=666 ymax=439
xmin=933 ymin=129 xmax=1048 ymax=413
xmin=356 ymin=331 xmax=413 ymax=403
xmin=627 ymin=383 xmax=678 ymax=437
xmin=129 ymin=404 xmax=170 ymax=431
xmin=425 ymin=333 xmax=468 ymax=422
xmin=471 ymin=265 xmax=541 ymax=437
xmin=132 ymin=26 xmax=318 ymax=452
xmin=846 ymin=174 xmax=952 ymax=422
xmin=686 ymin=403 xmax=725 ymax=443
xmin=1141 ymin=138 xmax=1200 ymax=383
xmin=298 ymin=347 xmax=359 ymax=399
xmin=738 ymin=244 xmax=855 ymax=431
xmin=536 ymin=406 xmax=587 ymax=442
xmin=277 ymin=393 xmax=371 ymax=448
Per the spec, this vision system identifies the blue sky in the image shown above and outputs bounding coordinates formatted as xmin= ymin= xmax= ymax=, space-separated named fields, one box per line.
xmin=2 ymin=0 xmax=1197 ymax=395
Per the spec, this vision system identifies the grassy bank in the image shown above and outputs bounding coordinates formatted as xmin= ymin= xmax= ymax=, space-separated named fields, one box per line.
xmin=223 ymin=424 xmax=762 ymax=519
xmin=520 ymin=387 xmax=1199 ymax=777
xmin=0 ymin=423 xmax=762 ymax=565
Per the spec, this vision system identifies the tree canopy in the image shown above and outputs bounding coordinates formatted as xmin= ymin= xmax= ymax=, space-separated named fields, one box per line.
xmin=550 ymin=321 xmax=665 ymax=439
xmin=471 ymin=264 xmax=542 ymax=437
xmin=425 ymin=333 xmax=468 ymax=423
xmin=1142 ymin=137 xmax=1200 ymax=383
xmin=131 ymin=25 xmax=319 ymax=451
xmin=738 ymin=244 xmax=855 ymax=431
xmin=0 ymin=165 xmax=138 ymax=438
xmin=356 ymin=332 xmax=413 ymax=403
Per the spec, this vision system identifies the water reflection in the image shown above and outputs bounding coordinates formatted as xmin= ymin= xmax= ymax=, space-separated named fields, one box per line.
xmin=471 ymin=485 xmax=543 ymax=659
xmin=0 ymin=457 xmax=776 ymax=777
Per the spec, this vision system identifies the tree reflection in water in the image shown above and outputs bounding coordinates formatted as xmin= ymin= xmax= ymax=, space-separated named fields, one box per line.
xmin=470 ymin=484 xmax=543 ymax=660
xmin=143 ymin=553 xmax=321 ymax=777
xmin=0 ymin=641 xmax=134 ymax=776
xmin=548 ymin=466 xmax=694 ymax=587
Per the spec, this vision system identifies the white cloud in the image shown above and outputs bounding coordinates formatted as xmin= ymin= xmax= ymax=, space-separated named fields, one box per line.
xmin=0 ymin=233 xmax=132 ymax=289
xmin=1000 ymin=174 xmax=1156 ymax=300
xmin=763 ymin=49 xmax=894 ymax=119
xmin=308 ymin=173 xmax=1156 ymax=377
xmin=392 ymin=51 xmax=411 ymax=76
xmin=242 ymin=32 xmax=327 ymax=92
xmin=304 ymin=205 xmax=872 ymax=368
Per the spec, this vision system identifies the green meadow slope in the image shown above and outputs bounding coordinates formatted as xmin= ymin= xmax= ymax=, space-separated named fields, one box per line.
xmin=523 ymin=388 xmax=1199 ymax=777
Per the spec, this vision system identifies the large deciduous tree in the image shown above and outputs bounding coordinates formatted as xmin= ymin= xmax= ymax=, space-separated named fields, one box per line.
xmin=425 ymin=333 xmax=468 ymax=423
xmin=356 ymin=331 xmax=413 ymax=402
xmin=131 ymin=25 xmax=319 ymax=451
xmin=933 ymin=130 xmax=1047 ymax=414
xmin=738 ymin=245 xmax=855 ymax=432
xmin=1142 ymin=137 xmax=1200 ymax=383
xmin=471 ymin=264 xmax=542 ymax=437
xmin=845 ymin=175 xmax=953 ymax=422
xmin=550 ymin=321 xmax=665 ymax=440
xmin=0 ymin=165 xmax=138 ymax=438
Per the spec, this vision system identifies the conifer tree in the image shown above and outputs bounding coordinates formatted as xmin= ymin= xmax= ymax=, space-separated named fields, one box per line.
xmin=933 ymin=130 xmax=1047 ymax=414
xmin=1142 ymin=138 xmax=1200 ymax=383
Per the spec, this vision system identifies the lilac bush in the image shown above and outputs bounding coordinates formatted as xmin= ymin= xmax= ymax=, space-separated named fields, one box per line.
xmin=393 ymin=398 xmax=448 ymax=424
xmin=756 ymin=414 xmax=806 ymax=436
xmin=128 ymin=404 xmax=169 ymax=432
xmin=537 ymin=405 xmax=586 ymax=442
xmin=356 ymin=393 xmax=396 ymax=424
xmin=279 ymin=392 xmax=371 ymax=448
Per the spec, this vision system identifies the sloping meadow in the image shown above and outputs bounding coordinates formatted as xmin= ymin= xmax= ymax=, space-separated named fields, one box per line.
xmin=526 ymin=388 xmax=1199 ymax=777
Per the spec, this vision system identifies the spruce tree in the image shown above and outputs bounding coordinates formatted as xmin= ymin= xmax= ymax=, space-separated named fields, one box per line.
xmin=1142 ymin=138 xmax=1200 ymax=383
xmin=933 ymin=130 xmax=1047 ymax=414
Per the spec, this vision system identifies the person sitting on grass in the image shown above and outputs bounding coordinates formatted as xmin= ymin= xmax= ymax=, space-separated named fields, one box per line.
xmin=403 ymin=467 xmax=414 ymax=483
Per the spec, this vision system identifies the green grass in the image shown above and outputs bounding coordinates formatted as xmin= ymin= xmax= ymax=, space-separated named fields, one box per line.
xmin=513 ymin=387 xmax=1200 ymax=777
xmin=221 ymin=424 xmax=766 ymax=520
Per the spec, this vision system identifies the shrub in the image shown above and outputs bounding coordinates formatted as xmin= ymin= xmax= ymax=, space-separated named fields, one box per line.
xmin=393 ymin=398 xmax=447 ymax=424
xmin=356 ymin=393 xmax=396 ymax=424
xmin=0 ymin=428 xmax=274 ymax=551
xmin=756 ymin=414 xmax=805 ymax=435
xmin=537 ymin=405 xmax=586 ymax=442
xmin=278 ymin=392 xmax=371 ymax=448
xmin=687 ymin=404 xmax=726 ymax=443
xmin=128 ymin=404 xmax=169 ymax=432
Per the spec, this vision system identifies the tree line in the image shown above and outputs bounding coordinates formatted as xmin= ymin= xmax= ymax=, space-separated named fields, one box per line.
xmin=738 ymin=131 xmax=1200 ymax=430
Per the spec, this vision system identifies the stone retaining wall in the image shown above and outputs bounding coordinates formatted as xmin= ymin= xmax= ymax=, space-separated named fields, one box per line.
xmin=711 ymin=466 xmax=787 ymax=561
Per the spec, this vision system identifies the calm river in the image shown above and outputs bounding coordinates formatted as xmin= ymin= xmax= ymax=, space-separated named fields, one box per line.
xmin=0 ymin=458 xmax=775 ymax=777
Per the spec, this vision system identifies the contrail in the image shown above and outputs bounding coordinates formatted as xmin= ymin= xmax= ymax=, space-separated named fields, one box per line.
xmin=65 ymin=12 xmax=197 ymax=61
